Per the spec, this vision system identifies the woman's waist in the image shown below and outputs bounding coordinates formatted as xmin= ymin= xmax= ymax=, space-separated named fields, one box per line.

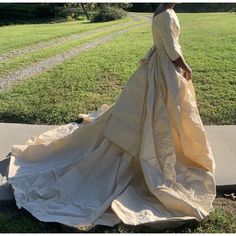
xmin=138 ymin=45 xmax=182 ymax=68
xmin=146 ymin=44 xmax=167 ymax=60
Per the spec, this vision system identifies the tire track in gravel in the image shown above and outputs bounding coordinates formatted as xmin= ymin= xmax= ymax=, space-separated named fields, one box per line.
xmin=0 ymin=14 xmax=142 ymax=62
xmin=0 ymin=22 xmax=148 ymax=91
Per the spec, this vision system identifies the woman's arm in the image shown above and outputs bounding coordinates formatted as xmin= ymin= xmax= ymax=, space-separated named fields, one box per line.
xmin=157 ymin=11 xmax=192 ymax=81
xmin=172 ymin=56 xmax=192 ymax=81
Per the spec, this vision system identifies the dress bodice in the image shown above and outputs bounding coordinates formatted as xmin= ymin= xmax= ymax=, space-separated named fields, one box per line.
xmin=151 ymin=9 xmax=182 ymax=61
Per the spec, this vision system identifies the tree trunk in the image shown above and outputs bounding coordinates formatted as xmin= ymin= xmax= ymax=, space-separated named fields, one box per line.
xmin=81 ymin=3 xmax=89 ymax=20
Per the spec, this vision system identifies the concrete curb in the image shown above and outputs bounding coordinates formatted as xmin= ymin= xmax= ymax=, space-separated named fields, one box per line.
xmin=0 ymin=123 xmax=235 ymax=201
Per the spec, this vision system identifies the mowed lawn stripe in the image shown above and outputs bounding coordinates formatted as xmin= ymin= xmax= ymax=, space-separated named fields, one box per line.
xmin=0 ymin=16 xmax=133 ymax=55
xmin=0 ymin=22 xmax=149 ymax=90
xmin=0 ymin=24 xmax=151 ymax=124
xmin=0 ymin=16 xmax=144 ymax=62
xmin=0 ymin=19 xmax=148 ymax=78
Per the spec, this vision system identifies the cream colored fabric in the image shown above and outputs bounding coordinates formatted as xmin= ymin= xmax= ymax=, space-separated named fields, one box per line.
xmin=8 ymin=9 xmax=216 ymax=229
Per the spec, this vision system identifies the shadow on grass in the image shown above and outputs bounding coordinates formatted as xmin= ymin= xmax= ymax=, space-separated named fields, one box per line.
xmin=0 ymin=199 xmax=197 ymax=233
xmin=0 ymin=18 xmax=68 ymax=27
xmin=0 ymin=16 xmax=123 ymax=26
xmin=0 ymin=197 xmax=235 ymax=233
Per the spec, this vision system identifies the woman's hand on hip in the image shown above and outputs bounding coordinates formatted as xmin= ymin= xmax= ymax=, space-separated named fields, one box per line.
xmin=183 ymin=65 xmax=192 ymax=81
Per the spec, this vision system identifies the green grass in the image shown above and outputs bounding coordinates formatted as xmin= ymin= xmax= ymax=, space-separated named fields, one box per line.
xmin=0 ymin=20 xmax=146 ymax=77
xmin=0 ymin=13 xmax=235 ymax=125
xmin=0 ymin=16 xmax=132 ymax=54
xmin=0 ymin=211 xmax=62 ymax=233
xmin=0 ymin=208 xmax=235 ymax=233
xmin=179 ymin=13 xmax=236 ymax=125
xmin=0 ymin=23 xmax=151 ymax=124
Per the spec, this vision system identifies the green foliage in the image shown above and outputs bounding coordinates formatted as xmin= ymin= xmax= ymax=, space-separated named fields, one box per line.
xmin=131 ymin=3 xmax=156 ymax=12
xmin=129 ymin=3 xmax=236 ymax=13
xmin=0 ymin=3 xmax=235 ymax=26
xmin=0 ymin=3 xmax=63 ymax=25
xmin=0 ymin=3 xmax=132 ymax=25
xmin=175 ymin=3 xmax=236 ymax=13
xmin=229 ymin=7 xmax=236 ymax=12
xmin=91 ymin=6 xmax=127 ymax=22
xmin=95 ymin=3 xmax=132 ymax=10
xmin=55 ymin=3 xmax=83 ymax=21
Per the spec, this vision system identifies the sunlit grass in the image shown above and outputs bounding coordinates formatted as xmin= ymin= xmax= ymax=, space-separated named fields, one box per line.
xmin=0 ymin=13 xmax=235 ymax=125
xmin=0 ymin=16 xmax=132 ymax=54
xmin=0 ymin=20 xmax=146 ymax=77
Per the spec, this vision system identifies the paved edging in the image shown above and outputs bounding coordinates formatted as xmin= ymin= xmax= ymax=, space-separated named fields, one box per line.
xmin=0 ymin=124 xmax=235 ymax=201
xmin=0 ymin=124 xmax=235 ymax=187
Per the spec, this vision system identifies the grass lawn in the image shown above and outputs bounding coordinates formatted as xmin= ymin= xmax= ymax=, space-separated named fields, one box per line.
xmin=0 ymin=205 xmax=235 ymax=233
xmin=180 ymin=13 xmax=236 ymax=125
xmin=0 ymin=19 xmax=146 ymax=77
xmin=0 ymin=16 xmax=132 ymax=54
xmin=0 ymin=13 xmax=235 ymax=125
xmin=0 ymin=22 xmax=151 ymax=124
xmin=0 ymin=12 xmax=235 ymax=233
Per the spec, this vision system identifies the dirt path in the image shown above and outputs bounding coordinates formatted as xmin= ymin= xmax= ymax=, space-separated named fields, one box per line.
xmin=213 ymin=197 xmax=236 ymax=215
xmin=0 ymin=22 xmax=147 ymax=91
xmin=0 ymin=13 xmax=151 ymax=91
xmin=0 ymin=16 xmax=142 ymax=62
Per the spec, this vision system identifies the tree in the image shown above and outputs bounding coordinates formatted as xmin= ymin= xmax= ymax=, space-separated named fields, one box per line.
xmin=81 ymin=3 xmax=89 ymax=20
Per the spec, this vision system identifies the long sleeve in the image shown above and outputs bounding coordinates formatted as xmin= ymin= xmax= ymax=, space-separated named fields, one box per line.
xmin=158 ymin=11 xmax=182 ymax=61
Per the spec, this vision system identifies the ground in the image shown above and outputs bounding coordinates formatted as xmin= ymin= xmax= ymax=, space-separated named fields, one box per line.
xmin=214 ymin=196 xmax=236 ymax=215
xmin=0 ymin=194 xmax=235 ymax=233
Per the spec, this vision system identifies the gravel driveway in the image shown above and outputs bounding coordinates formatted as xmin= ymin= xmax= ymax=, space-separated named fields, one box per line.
xmin=0 ymin=14 xmax=150 ymax=91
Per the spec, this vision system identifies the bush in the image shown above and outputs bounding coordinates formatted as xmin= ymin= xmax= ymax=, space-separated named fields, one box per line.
xmin=55 ymin=3 xmax=82 ymax=21
xmin=91 ymin=6 xmax=127 ymax=22
xmin=229 ymin=7 xmax=236 ymax=12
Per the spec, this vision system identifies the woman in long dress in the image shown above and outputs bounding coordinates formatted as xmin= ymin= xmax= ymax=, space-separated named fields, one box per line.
xmin=8 ymin=3 xmax=216 ymax=229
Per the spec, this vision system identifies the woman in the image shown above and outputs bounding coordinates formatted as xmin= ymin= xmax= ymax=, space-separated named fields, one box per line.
xmin=8 ymin=3 xmax=216 ymax=230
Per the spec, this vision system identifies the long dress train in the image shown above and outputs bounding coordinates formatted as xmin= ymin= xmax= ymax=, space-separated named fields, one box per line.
xmin=8 ymin=9 xmax=216 ymax=228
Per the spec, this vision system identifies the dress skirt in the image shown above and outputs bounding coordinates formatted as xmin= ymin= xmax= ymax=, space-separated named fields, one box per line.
xmin=8 ymin=45 xmax=216 ymax=228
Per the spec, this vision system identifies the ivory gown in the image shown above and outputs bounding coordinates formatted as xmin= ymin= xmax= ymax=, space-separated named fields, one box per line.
xmin=8 ymin=9 xmax=216 ymax=228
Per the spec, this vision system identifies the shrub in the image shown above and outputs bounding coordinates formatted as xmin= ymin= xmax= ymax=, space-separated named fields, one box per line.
xmin=55 ymin=3 xmax=83 ymax=21
xmin=91 ymin=6 xmax=127 ymax=22
xmin=229 ymin=7 xmax=236 ymax=12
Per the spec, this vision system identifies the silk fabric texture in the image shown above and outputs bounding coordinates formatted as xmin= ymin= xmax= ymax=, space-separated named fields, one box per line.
xmin=8 ymin=9 xmax=216 ymax=228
